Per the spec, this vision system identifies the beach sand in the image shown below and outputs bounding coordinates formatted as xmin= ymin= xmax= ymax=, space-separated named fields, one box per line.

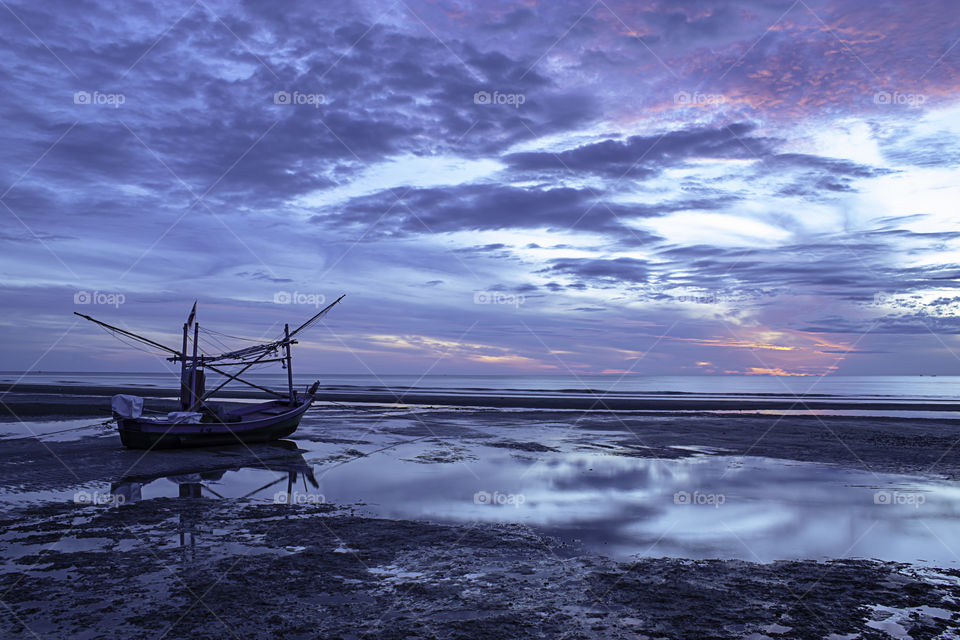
xmin=1 ymin=386 xmax=959 ymax=638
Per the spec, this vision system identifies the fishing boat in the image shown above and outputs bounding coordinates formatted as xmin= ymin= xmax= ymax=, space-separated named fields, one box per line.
xmin=74 ymin=296 xmax=344 ymax=449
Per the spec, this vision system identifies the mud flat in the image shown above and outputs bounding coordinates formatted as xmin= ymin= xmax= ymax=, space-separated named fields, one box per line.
xmin=2 ymin=499 xmax=959 ymax=639
xmin=1 ymin=402 xmax=959 ymax=637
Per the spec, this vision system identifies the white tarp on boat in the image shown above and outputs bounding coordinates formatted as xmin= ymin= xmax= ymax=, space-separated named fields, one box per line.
xmin=166 ymin=411 xmax=203 ymax=424
xmin=111 ymin=394 xmax=143 ymax=419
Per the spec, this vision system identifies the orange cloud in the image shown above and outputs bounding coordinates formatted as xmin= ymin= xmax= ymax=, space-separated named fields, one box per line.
xmin=665 ymin=336 xmax=795 ymax=351
xmin=725 ymin=367 xmax=819 ymax=376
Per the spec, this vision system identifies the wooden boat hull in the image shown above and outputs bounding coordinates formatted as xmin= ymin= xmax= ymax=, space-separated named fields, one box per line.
xmin=117 ymin=398 xmax=314 ymax=450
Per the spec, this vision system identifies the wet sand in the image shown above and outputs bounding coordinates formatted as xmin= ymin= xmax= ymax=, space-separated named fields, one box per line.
xmin=1 ymin=391 xmax=959 ymax=638
xmin=3 ymin=499 xmax=959 ymax=639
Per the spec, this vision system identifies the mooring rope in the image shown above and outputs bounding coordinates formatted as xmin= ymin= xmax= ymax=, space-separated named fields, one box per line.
xmin=2 ymin=418 xmax=116 ymax=441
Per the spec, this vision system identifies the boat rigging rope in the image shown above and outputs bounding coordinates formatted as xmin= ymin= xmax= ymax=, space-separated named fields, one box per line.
xmin=197 ymin=334 xmax=225 ymax=357
xmin=318 ymin=433 xmax=438 ymax=473
xmin=97 ymin=325 xmax=167 ymax=357
xmin=198 ymin=330 xmax=235 ymax=354
xmin=202 ymin=327 xmax=275 ymax=344
xmin=207 ymin=336 xmax=234 ymax=354
xmin=3 ymin=418 xmax=116 ymax=442
xmin=319 ymin=400 xmax=414 ymax=414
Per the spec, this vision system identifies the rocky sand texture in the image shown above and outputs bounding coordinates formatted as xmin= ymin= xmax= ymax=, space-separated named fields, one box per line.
xmin=2 ymin=398 xmax=960 ymax=638
xmin=2 ymin=499 xmax=959 ymax=639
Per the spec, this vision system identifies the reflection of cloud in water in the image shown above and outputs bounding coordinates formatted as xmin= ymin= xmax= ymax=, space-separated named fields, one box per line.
xmin=104 ymin=441 xmax=960 ymax=566
xmin=313 ymin=449 xmax=958 ymax=565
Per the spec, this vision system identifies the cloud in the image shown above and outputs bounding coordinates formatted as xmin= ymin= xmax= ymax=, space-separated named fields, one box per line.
xmin=1 ymin=0 xmax=959 ymax=376
xmin=310 ymin=183 xmax=664 ymax=242
xmin=505 ymin=122 xmax=766 ymax=178
xmin=540 ymin=257 xmax=649 ymax=285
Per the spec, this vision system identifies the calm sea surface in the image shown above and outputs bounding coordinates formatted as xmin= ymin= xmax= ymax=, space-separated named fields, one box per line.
xmin=3 ymin=372 xmax=959 ymax=400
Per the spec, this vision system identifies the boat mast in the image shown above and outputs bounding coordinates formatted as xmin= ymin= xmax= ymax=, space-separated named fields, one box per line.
xmin=284 ymin=323 xmax=294 ymax=406
xmin=189 ymin=321 xmax=200 ymax=411
xmin=179 ymin=322 xmax=189 ymax=410
xmin=181 ymin=301 xmax=197 ymax=410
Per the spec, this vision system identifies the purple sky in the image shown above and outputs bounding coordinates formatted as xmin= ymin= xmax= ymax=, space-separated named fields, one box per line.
xmin=2 ymin=0 xmax=960 ymax=376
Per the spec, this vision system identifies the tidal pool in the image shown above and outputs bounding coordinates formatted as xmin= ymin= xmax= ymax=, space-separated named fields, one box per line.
xmin=92 ymin=441 xmax=960 ymax=565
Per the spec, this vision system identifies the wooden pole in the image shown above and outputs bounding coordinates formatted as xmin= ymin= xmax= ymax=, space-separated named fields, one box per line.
xmin=179 ymin=323 xmax=189 ymax=410
xmin=190 ymin=322 xmax=200 ymax=411
xmin=284 ymin=323 xmax=294 ymax=406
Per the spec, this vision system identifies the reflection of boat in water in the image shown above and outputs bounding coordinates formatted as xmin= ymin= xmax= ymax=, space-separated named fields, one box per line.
xmin=75 ymin=296 xmax=344 ymax=449
xmin=110 ymin=440 xmax=319 ymax=504
xmin=110 ymin=441 xmax=321 ymax=551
